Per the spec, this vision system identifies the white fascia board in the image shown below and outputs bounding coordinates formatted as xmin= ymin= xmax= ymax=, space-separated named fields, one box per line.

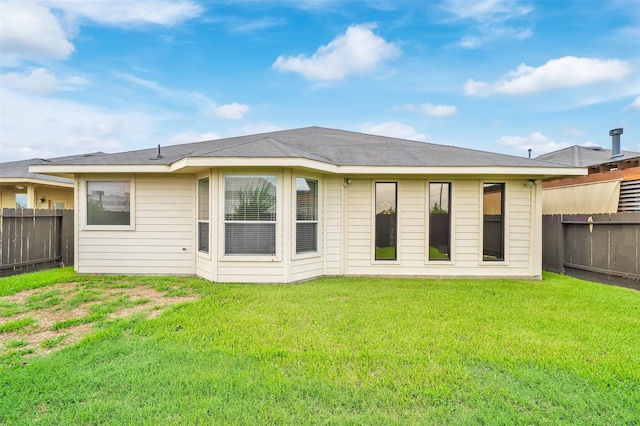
xmin=30 ymin=160 xmax=587 ymax=179
xmin=0 ymin=177 xmax=74 ymax=187
xmin=171 ymin=157 xmax=339 ymax=173
xmin=332 ymin=166 xmax=588 ymax=177
xmin=29 ymin=164 xmax=171 ymax=175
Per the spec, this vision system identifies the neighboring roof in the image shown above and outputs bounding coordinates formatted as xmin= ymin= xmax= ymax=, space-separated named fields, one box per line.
xmin=30 ymin=127 xmax=577 ymax=169
xmin=1 ymin=153 xmax=106 ymax=184
xmin=536 ymin=145 xmax=640 ymax=167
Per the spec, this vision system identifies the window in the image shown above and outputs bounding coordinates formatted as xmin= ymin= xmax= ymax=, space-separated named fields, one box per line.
xmin=51 ymin=201 xmax=65 ymax=210
xmin=225 ymin=176 xmax=276 ymax=256
xmin=15 ymin=194 xmax=27 ymax=208
xmin=429 ymin=182 xmax=451 ymax=260
xmin=198 ymin=178 xmax=210 ymax=253
xmin=87 ymin=181 xmax=131 ymax=226
xmin=296 ymin=177 xmax=318 ymax=254
xmin=483 ymin=183 xmax=504 ymax=261
xmin=375 ymin=182 xmax=397 ymax=260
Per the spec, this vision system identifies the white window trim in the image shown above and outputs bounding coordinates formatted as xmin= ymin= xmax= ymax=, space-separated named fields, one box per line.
xmin=293 ymin=175 xmax=321 ymax=259
xmin=371 ymin=180 xmax=401 ymax=264
xmin=219 ymin=173 xmax=281 ymax=262
xmin=479 ymin=181 xmax=509 ymax=265
xmin=197 ymin=176 xmax=211 ymax=256
xmin=80 ymin=176 xmax=135 ymax=231
xmin=425 ymin=180 xmax=455 ymax=265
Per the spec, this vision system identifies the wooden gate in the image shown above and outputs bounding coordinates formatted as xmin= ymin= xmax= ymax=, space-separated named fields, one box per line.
xmin=0 ymin=208 xmax=74 ymax=277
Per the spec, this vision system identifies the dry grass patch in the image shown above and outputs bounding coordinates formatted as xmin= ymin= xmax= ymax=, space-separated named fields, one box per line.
xmin=1 ymin=281 xmax=198 ymax=358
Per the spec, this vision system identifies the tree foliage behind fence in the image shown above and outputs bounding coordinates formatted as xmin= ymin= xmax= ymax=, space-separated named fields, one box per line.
xmin=542 ymin=213 xmax=640 ymax=290
xmin=1 ymin=208 xmax=74 ymax=277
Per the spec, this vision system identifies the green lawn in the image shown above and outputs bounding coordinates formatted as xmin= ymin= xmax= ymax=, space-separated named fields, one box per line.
xmin=1 ymin=269 xmax=639 ymax=425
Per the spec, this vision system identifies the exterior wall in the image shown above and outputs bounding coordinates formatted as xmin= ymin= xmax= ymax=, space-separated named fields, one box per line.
xmin=76 ymin=174 xmax=196 ymax=275
xmin=323 ymin=176 xmax=343 ymax=276
xmin=72 ymin=171 xmax=542 ymax=282
xmin=1 ymin=185 xmax=73 ymax=210
xmin=343 ymin=178 xmax=540 ymax=279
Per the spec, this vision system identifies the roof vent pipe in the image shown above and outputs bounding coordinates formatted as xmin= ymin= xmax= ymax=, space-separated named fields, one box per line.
xmin=609 ymin=128 xmax=623 ymax=160
xmin=155 ymin=144 xmax=163 ymax=159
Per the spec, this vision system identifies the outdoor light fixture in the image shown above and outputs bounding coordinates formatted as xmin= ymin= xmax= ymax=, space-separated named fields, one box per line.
xmin=343 ymin=178 xmax=352 ymax=187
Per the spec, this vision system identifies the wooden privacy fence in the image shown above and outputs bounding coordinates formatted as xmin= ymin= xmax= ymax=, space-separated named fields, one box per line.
xmin=1 ymin=208 xmax=74 ymax=277
xmin=542 ymin=213 xmax=640 ymax=290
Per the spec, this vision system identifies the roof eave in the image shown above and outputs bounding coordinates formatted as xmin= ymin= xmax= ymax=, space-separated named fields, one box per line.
xmin=30 ymin=159 xmax=587 ymax=179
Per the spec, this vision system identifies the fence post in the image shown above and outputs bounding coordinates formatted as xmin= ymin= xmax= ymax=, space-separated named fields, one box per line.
xmin=61 ymin=209 xmax=74 ymax=267
xmin=557 ymin=214 xmax=565 ymax=274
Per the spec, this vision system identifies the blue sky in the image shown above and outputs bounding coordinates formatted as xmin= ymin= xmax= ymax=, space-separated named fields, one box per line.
xmin=1 ymin=0 xmax=639 ymax=163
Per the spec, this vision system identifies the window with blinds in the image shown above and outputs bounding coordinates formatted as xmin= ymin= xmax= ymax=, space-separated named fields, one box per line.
xmin=197 ymin=178 xmax=209 ymax=253
xmin=296 ymin=177 xmax=318 ymax=254
xmin=224 ymin=176 xmax=277 ymax=255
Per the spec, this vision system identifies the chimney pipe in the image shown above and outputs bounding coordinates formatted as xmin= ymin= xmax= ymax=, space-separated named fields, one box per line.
xmin=609 ymin=128 xmax=623 ymax=160
xmin=156 ymin=144 xmax=163 ymax=159
xmin=528 ymin=148 xmax=532 ymax=159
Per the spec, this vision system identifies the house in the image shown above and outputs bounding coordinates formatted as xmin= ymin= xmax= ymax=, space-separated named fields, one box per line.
xmin=1 ymin=153 xmax=105 ymax=210
xmin=537 ymin=129 xmax=640 ymax=214
xmin=30 ymin=127 xmax=585 ymax=283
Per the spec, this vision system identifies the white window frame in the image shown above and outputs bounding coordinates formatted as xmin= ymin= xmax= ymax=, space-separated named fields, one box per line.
xmin=222 ymin=174 xmax=279 ymax=259
xmin=294 ymin=176 xmax=319 ymax=257
xmin=479 ymin=181 xmax=508 ymax=264
xmin=197 ymin=177 xmax=210 ymax=254
xmin=81 ymin=177 xmax=135 ymax=231
xmin=372 ymin=180 xmax=400 ymax=263
xmin=426 ymin=181 xmax=454 ymax=264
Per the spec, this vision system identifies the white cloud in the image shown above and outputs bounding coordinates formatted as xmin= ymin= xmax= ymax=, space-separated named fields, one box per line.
xmin=0 ymin=87 xmax=157 ymax=162
xmin=44 ymin=0 xmax=203 ymax=26
xmin=0 ymin=1 xmax=74 ymax=64
xmin=442 ymin=0 xmax=533 ymax=48
xmin=360 ymin=122 xmax=427 ymax=141
xmin=465 ymin=56 xmax=632 ymax=96
xmin=625 ymin=95 xmax=640 ymax=112
xmin=215 ymin=103 xmax=250 ymax=120
xmin=1 ymin=68 xmax=88 ymax=94
xmin=167 ymin=131 xmax=220 ymax=145
xmin=442 ymin=0 xmax=532 ymax=23
xmin=497 ymin=131 xmax=570 ymax=155
xmin=272 ymin=23 xmax=400 ymax=81
xmin=406 ymin=103 xmax=458 ymax=117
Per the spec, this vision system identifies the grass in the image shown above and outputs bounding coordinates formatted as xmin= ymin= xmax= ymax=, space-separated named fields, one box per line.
xmin=0 ymin=269 xmax=639 ymax=424
xmin=0 ymin=317 xmax=37 ymax=334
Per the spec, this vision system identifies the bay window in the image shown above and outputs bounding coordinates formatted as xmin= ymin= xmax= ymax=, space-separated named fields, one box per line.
xmin=197 ymin=178 xmax=210 ymax=253
xmin=296 ymin=177 xmax=318 ymax=254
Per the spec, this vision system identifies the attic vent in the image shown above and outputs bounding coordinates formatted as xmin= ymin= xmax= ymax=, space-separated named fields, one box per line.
xmin=618 ymin=180 xmax=640 ymax=212
xmin=588 ymin=146 xmax=603 ymax=151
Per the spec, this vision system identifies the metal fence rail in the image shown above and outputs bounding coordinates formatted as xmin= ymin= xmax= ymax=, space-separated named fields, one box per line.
xmin=0 ymin=208 xmax=74 ymax=277
xmin=542 ymin=212 xmax=640 ymax=290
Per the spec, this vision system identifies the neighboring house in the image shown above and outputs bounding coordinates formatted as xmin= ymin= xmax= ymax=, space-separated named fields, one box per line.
xmin=0 ymin=153 xmax=105 ymax=210
xmin=30 ymin=127 xmax=584 ymax=283
xmin=537 ymin=133 xmax=640 ymax=214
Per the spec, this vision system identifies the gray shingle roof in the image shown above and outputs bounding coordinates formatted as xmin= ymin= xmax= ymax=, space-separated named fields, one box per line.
xmin=33 ymin=127 xmax=575 ymax=168
xmin=1 ymin=153 xmax=106 ymax=183
xmin=536 ymin=145 xmax=640 ymax=167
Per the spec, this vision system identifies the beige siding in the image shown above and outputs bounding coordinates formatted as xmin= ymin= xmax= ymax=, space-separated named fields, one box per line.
xmin=77 ymin=174 xmax=196 ymax=275
xmin=323 ymin=177 xmax=343 ymax=275
xmin=343 ymin=178 xmax=540 ymax=278
xmin=290 ymin=255 xmax=325 ymax=282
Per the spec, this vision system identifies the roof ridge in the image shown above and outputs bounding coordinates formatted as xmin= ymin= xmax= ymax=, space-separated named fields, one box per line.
xmin=267 ymin=136 xmax=336 ymax=164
